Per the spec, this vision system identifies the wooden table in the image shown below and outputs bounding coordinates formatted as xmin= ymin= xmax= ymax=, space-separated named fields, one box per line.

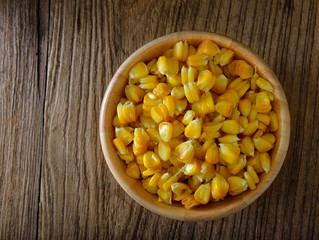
xmin=1 ymin=0 xmax=318 ymax=239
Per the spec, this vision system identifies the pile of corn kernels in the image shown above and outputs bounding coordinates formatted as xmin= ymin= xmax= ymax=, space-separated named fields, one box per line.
xmin=112 ymin=40 xmax=278 ymax=209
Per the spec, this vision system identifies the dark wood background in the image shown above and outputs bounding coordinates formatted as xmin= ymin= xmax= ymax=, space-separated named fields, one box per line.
xmin=0 ymin=0 xmax=318 ymax=239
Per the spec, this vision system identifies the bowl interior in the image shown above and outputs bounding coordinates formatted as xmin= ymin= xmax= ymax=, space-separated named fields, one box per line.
xmin=99 ymin=31 xmax=290 ymax=221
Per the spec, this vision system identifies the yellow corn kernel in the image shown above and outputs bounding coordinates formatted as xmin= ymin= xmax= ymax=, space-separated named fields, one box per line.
xmin=269 ymin=111 xmax=279 ymax=132
xmin=243 ymin=171 xmax=256 ymax=190
xmin=201 ymin=161 xmax=215 ymax=175
xmin=236 ymin=80 xmax=251 ymax=98
xmin=157 ymin=188 xmax=172 ymax=205
xmin=209 ymin=60 xmax=223 ymax=75
xmin=200 ymin=92 xmax=215 ymax=115
xmin=167 ymin=166 xmax=180 ymax=176
xmin=256 ymin=77 xmax=273 ymax=92
xmin=139 ymin=117 xmax=155 ymax=129
xmin=217 ymin=88 xmax=240 ymax=107
xmin=201 ymin=139 xmax=214 ymax=153
xmin=230 ymin=107 xmax=240 ymax=122
xmin=250 ymin=72 xmax=259 ymax=91
xmin=247 ymin=165 xmax=260 ymax=183
xmin=175 ymin=140 xmax=195 ymax=163
xmin=191 ymin=140 xmax=204 ymax=160
xmin=146 ymin=127 xmax=161 ymax=143
xmin=228 ymin=176 xmax=248 ymax=196
xmin=148 ymin=172 xmax=162 ymax=186
xmin=194 ymin=183 xmax=211 ymax=204
xmin=153 ymin=83 xmax=172 ymax=98
xmin=139 ymin=75 xmax=158 ymax=89
xmin=228 ymin=60 xmax=254 ymax=79
xmin=181 ymin=194 xmax=200 ymax=209
xmin=167 ymin=74 xmax=182 ymax=86
xmin=171 ymin=86 xmax=185 ymax=99
xmin=170 ymin=120 xmax=184 ymax=138
xmin=162 ymin=160 xmax=173 ymax=169
xmin=169 ymin=153 xmax=183 ymax=168
xmin=215 ymin=101 xmax=233 ymax=117
xmin=262 ymin=133 xmax=276 ymax=145
xmin=243 ymin=120 xmax=259 ymax=136
xmin=219 ymin=143 xmax=240 ymax=164
xmin=162 ymin=169 xmax=183 ymax=191
xmin=256 ymin=92 xmax=272 ymax=113
xmin=158 ymin=173 xmax=171 ymax=189
xmin=253 ymin=129 xmax=264 ymax=138
xmin=136 ymin=103 xmax=143 ymax=117
xmin=185 ymin=118 xmax=203 ymax=139
xmin=133 ymin=128 xmax=150 ymax=156
xmin=253 ymin=136 xmax=274 ymax=152
xmin=164 ymin=48 xmax=174 ymax=57
xmin=119 ymin=146 xmax=134 ymax=162
xmin=214 ymin=48 xmax=227 ymax=65
xmin=212 ymin=74 xmax=228 ymax=94
xmin=157 ymin=56 xmax=179 ymax=77
xmin=203 ymin=122 xmax=223 ymax=138
xmin=142 ymin=177 xmax=158 ymax=194
xmin=221 ymin=120 xmax=241 ymax=135
xmin=146 ymin=59 xmax=158 ymax=74
xmin=244 ymin=90 xmax=256 ymax=104
xmin=218 ymin=135 xmax=240 ymax=143
xmin=228 ymin=154 xmax=247 ymax=175
xmin=171 ymin=182 xmax=192 ymax=201
xmin=266 ymin=91 xmax=274 ymax=101
xmin=205 ymin=143 xmax=219 ymax=164
xmin=182 ymin=158 xmax=202 ymax=176
xmin=115 ymin=127 xmax=134 ymax=146
xmin=260 ymin=152 xmax=271 ymax=173
xmin=143 ymin=151 xmax=162 ymax=171
xmin=239 ymin=116 xmax=249 ymax=129
xmin=138 ymin=165 xmax=148 ymax=178
xmin=211 ymin=174 xmax=229 ymax=200
xmin=220 ymin=49 xmax=235 ymax=66
xmin=228 ymin=77 xmax=242 ymax=89
xmin=241 ymin=136 xmax=254 ymax=157
xmin=197 ymin=39 xmax=220 ymax=57
xmin=184 ymin=82 xmax=200 ymax=103
xmin=256 ymin=113 xmax=271 ymax=125
xmin=173 ymin=41 xmax=188 ymax=61
xmin=162 ymin=96 xmax=175 ymax=117
xmin=143 ymin=92 xmax=162 ymax=107
xmin=113 ymin=137 xmax=128 ymax=155
xmin=187 ymin=54 xmax=209 ymax=69
xmin=159 ymin=122 xmax=173 ymax=142
xmin=158 ymin=141 xmax=171 ymax=161
xmin=239 ymin=98 xmax=251 ymax=117
xmin=168 ymin=137 xmax=184 ymax=150
xmin=129 ymin=62 xmax=149 ymax=79
xmin=247 ymin=151 xmax=264 ymax=173
xmin=258 ymin=121 xmax=268 ymax=133
xmin=117 ymin=101 xmax=138 ymax=124
xmin=112 ymin=115 xmax=122 ymax=128
xmin=182 ymin=110 xmax=195 ymax=125
xmin=150 ymin=104 xmax=169 ymax=124
xmin=174 ymin=98 xmax=188 ymax=116
xmin=125 ymin=84 xmax=145 ymax=103
xmin=181 ymin=66 xmax=197 ymax=84
xmin=191 ymin=102 xmax=205 ymax=118
xmin=125 ymin=162 xmax=140 ymax=179
xmin=192 ymin=173 xmax=205 ymax=185
xmin=197 ymin=70 xmax=216 ymax=92
xmin=142 ymin=168 xmax=160 ymax=177
xmin=248 ymin=105 xmax=257 ymax=122
xmin=188 ymin=45 xmax=197 ymax=56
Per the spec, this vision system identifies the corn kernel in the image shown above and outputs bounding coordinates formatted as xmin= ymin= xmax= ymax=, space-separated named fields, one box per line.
xmin=181 ymin=66 xmax=197 ymax=84
xmin=129 ymin=62 xmax=149 ymax=79
xmin=150 ymin=104 xmax=169 ymax=124
xmin=158 ymin=141 xmax=171 ymax=161
xmin=168 ymin=138 xmax=184 ymax=150
xmin=228 ymin=154 xmax=247 ymax=174
xmin=228 ymin=176 xmax=248 ymax=196
xmin=215 ymin=101 xmax=233 ymax=117
xmin=188 ymin=45 xmax=197 ymax=56
xmin=117 ymin=101 xmax=138 ymax=124
xmin=256 ymin=77 xmax=273 ymax=92
xmin=260 ymin=152 xmax=271 ymax=173
xmin=220 ymin=49 xmax=235 ymax=66
xmin=181 ymin=194 xmax=200 ymax=209
xmin=113 ymin=137 xmax=128 ymax=155
xmin=262 ymin=133 xmax=276 ymax=144
xmin=115 ymin=127 xmax=134 ymax=146
xmin=171 ymin=182 xmax=192 ymax=201
xmin=173 ymin=41 xmax=188 ymax=61
xmin=125 ymin=84 xmax=145 ymax=103
xmin=157 ymin=188 xmax=172 ymax=205
xmin=157 ymin=56 xmax=179 ymax=77
xmin=143 ymin=151 xmax=162 ymax=171
xmin=197 ymin=39 xmax=220 ymax=57
xmin=228 ymin=77 xmax=242 ymax=89
xmin=247 ymin=152 xmax=264 ymax=173
xmin=247 ymin=165 xmax=260 ymax=183
xmin=191 ymin=102 xmax=205 ymax=118
xmin=182 ymin=110 xmax=195 ymax=125
xmin=239 ymin=116 xmax=249 ymax=129
xmin=175 ymin=141 xmax=195 ymax=163
xmin=171 ymin=86 xmax=185 ymax=100
xmin=201 ymin=139 xmax=214 ymax=153
xmin=139 ymin=75 xmax=158 ymax=89
xmin=200 ymin=92 xmax=215 ymax=115
xmin=142 ymin=177 xmax=158 ymax=194
xmin=125 ymin=162 xmax=140 ymax=179
xmin=119 ymin=146 xmax=134 ymax=162
xmin=194 ymin=183 xmax=211 ymax=204
xmin=269 ymin=111 xmax=279 ymax=132
xmin=197 ymin=70 xmax=216 ymax=92
xmin=219 ymin=143 xmax=240 ymax=164
xmin=241 ymin=137 xmax=255 ymax=157
xmin=185 ymin=118 xmax=203 ymax=139
xmin=149 ymin=172 xmax=162 ymax=186
xmin=162 ymin=96 xmax=175 ymax=117
xmin=218 ymin=135 xmax=240 ymax=143
xmin=162 ymin=169 xmax=183 ymax=191
xmin=205 ymin=143 xmax=219 ymax=164
xmin=217 ymin=89 xmax=240 ymax=107
xmin=239 ymin=98 xmax=251 ymax=116
xmin=174 ymin=98 xmax=188 ymax=116
xmin=171 ymin=120 xmax=184 ymax=138
xmin=214 ymin=48 xmax=227 ymax=65
xmin=228 ymin=60 xmax=253 ymax=79
xmin=230 ymin=107 xmax=241 ymax=121
xmin=256 ymin=92 xmax=272 ymax=113
xmin=243 ymin=171 xmax=256 ymax=190
xmin=184 ymin=82 xmax=200 ymax=103
xmin=212 ymin=74 xmax=228 ymax=94
xmin=182 ymin=158 xmax=202 ymax=176
xmin=257 ymin=113 xmax=271 ymax=125
xmin=211 ymin=174 xmax=229 ymax=200
xmin=243 ymin=120 xmax=259 ymax=136
xmin=159 ymin=122 xmax=173 ymax=142
xmin=201 ymin=161 xmax=215 ymax=175
xmin=153 ymin=83 xmax=172 ymax=98
xmin=167 ymin=74 xmax=182 ymax=86
xmin=217 ymin=165 xmax=231 ymax=179
xmin=133 ymin=128 xmax=150 ymax=156
xmin=187 ymin=54 xmax=209 ymax=69
xmin=221 ymin=120 xmax=241 ymax=134
xmin=250 ymin=72 xmax=259 ymax=91
xmin=253 ymin=136 xmax=273 ymax=152
xmin=164 ymin=48 xmax=174 ymax=57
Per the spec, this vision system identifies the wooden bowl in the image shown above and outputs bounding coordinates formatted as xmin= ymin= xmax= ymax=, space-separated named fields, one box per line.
xmin=99 ymin=31 xmax=290 ymax=221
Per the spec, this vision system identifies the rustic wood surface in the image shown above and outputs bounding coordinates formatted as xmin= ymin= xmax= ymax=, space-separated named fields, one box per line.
xmin=0 ymin=0 xmax=318 ymax=239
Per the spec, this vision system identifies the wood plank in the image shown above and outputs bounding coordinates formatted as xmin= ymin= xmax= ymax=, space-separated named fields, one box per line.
xmin=0 ymin=0 xmax=49 ymax=238
xmin=38 ymin=0 xmax=319 ymax=239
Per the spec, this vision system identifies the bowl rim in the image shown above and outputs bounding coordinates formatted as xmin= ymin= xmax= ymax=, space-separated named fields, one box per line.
xmin=99 ymin=31 xmax=290 ymax=221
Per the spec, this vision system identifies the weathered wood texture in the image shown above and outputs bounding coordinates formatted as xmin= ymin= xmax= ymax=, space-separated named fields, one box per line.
xmin=0 ymin=0 xmax=318 ymax=239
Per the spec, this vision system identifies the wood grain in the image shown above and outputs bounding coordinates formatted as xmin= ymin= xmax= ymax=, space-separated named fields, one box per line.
xmin=0 ymin=0 xmax=318 ymax=239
